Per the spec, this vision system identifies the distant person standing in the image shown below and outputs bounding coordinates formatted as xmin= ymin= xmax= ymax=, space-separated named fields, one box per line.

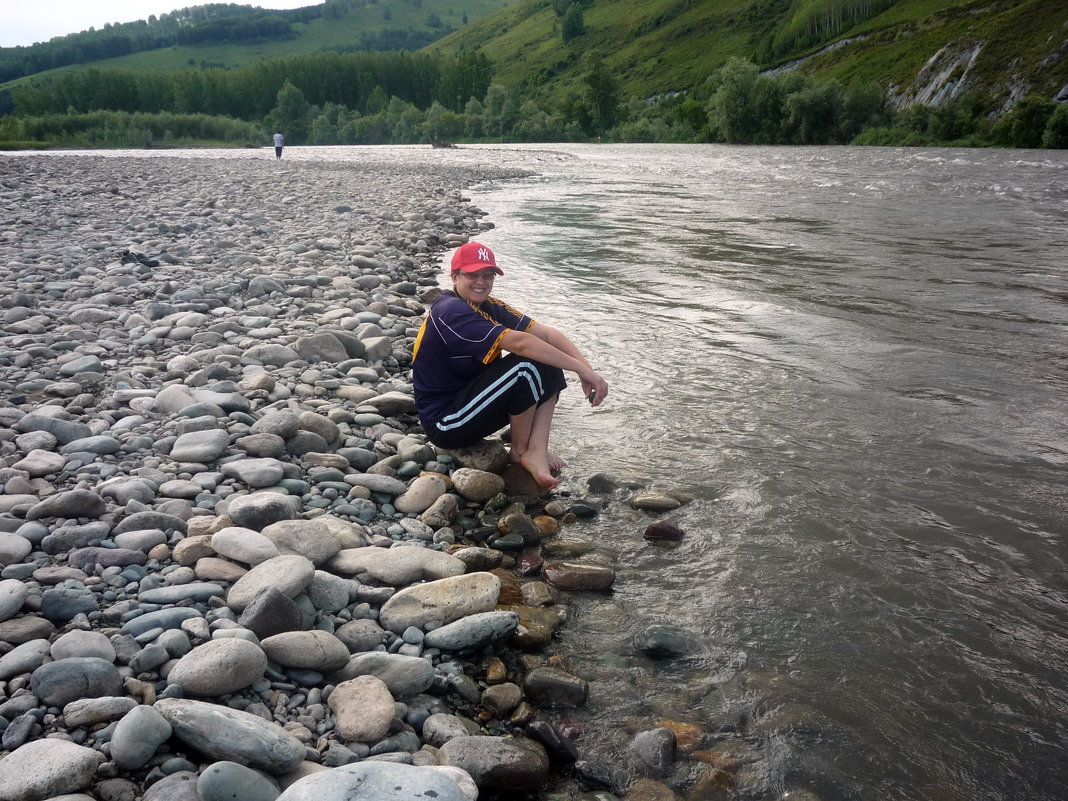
xmin=273 ymin=132 xmax=284 ymax=159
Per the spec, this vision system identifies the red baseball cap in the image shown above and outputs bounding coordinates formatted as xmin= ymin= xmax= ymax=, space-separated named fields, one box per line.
xmin=451 ymin=241 xmax=504 ymax=275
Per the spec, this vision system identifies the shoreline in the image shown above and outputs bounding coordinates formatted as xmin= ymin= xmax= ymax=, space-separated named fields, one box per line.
xmin=0 ymin=153 xmax=622 ymax=800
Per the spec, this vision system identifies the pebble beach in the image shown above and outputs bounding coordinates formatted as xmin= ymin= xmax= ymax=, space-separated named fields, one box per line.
xmin=0 ymin=151 xmax=665 ymax=801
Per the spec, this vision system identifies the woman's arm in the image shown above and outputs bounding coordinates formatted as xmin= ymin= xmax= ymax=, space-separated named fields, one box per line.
xmin=500 ymin=326 xmax=609 ymax=406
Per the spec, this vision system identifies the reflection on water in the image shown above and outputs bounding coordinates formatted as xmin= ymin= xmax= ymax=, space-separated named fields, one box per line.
xmin=462 ymin=145 xmax=1068 ymax=800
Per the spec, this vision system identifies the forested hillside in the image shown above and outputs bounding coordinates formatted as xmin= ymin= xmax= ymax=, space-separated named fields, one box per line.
xmin=0 ymin=0 xmax=503 ymax=84
xmin=431 ymin=0 xmax=1066 ymax=112
xmin=1 ymin=0 xmax=1065 ymax=149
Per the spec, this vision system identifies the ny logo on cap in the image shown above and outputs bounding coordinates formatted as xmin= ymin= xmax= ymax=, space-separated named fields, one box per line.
xmin=478 ymin=247 xmax=491 ymax=262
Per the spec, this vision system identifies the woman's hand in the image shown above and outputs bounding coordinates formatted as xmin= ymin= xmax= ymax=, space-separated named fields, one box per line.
xmin=580 ymin=370 xmax=609 ymax=407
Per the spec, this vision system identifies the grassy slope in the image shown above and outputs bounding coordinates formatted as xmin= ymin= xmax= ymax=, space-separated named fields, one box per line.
xmin=799 ymin=0 xmax=1068 ymax=101
xmin=429 ymin=0 xmax=1068 ymax=105
xmin=1 ymin=0 xmax=507 ymax=89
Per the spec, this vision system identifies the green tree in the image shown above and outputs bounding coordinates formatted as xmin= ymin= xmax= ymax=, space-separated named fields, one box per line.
xmin=562 ymin=4 xmax=585 ymax=42
xmin=463 ymin=96 xmax=485 ymax=138
xmin=270 ymin=80 xmax=310 ymax=143
xmin=582 ymin=51 xmax=620 ymax=134
xmin=839 ymin=81 xmax=888 ymax=141
xmin=1042 ymin=103 xmax=1068 ymax=148
xmin=784 ymin=79 xmax=843 ymax=144
xmin=365 ymin=85 xmax=389 ymax=114
xmin=483 ymin=84 xmax=518 ymax=138
xmin=997 ymin=95 xmax=1056 ymax=148
xmin=706 ymin=57 xmax=761 ymax=143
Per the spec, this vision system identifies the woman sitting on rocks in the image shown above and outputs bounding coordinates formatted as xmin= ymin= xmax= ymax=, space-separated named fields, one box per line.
xmin=412 ymin=241 xmax=609 ymax=490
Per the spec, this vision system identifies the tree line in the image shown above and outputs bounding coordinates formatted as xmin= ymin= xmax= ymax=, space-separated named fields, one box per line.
xmin=2 ymin=52 xmax=1064 ymax=150
xmin=6 ymin=49 xmax=493 ymax=120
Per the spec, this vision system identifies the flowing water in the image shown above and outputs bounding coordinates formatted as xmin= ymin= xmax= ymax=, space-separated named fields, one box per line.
xmin=24 ymin=143 xmax=1068 ymax=799
xmin=439 ymin=144 xmax=1068 ymax=801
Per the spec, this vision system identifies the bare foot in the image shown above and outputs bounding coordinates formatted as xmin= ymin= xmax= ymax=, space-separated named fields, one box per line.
xmin=519 ymin=451 xmax=560 ymax=490
xmin=547 ymin=451 xmax=568 ymax=472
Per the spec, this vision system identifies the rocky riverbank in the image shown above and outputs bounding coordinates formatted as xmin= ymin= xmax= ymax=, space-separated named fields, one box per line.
xmin=0 ymin=152 xmax=647 ymax=801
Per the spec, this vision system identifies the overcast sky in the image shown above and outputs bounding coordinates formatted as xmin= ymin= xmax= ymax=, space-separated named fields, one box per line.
xmin=1 ymin=2 xmax=318 ymax=48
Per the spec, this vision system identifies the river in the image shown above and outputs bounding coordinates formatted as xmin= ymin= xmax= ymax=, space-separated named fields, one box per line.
xmin=438 ymin=144 xmax=1068 ymax=801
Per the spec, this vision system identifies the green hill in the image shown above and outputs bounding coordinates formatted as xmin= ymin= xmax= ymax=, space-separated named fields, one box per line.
xmin=0 ymin=0 xmax=506 ymax=87
xmin=427 ymin=0 xmax=1068 ymax=110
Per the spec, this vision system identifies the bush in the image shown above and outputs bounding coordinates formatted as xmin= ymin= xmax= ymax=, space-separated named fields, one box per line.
xmin=1042 ymin=103 xmax=1068 ymax=148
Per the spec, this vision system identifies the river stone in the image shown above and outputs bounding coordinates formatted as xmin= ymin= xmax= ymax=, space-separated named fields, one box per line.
xmin=379 ymin=572 xmax=500 ymax=633
xmin=307 ymin=569 xmax=352 ymax=613
xmin=112 ymin=527 xmax=168 ymax=551
xmin=0 ymin=532 xmax=33 ymax=567
xmin=363 ymin=391 xmax=418 ymax=416
xmin=0 ymin=738 xmax=105 ymax=801
xmin=261 ymin=519 xmax=341 ymax=565
xmin=235 ymin=432 xmax=286 ymax=457
xmin=346 ymin=473 xmax=408 ymax=496
xmin=329 ymin=674 xmax=395 ymax=742
xmin=543 ymin=561 xmax=616 ymax=592
xmin=167 ymin=638 xmax=268 ymax=695
xmin=30 ymin=657 xmax=123 ymax=708
xmin=111 ymin=704 xmax=174 ymax=770
xmin=523 ymin=666 xmax=589 ymax=707
xmin=50 ymin=629 xmax=115 ymax=661
xmin=0 ymin=639 xmax=52 ymax=681
xmin=0 ymin=577 xmax=28 ymax=622
xmin=226 ymin=554 xmax=315 ymax=612
xmin=628 ymin=492 xmax=682 ymax=512
xmin=631 ymin=727 xmax=678 ymax=775
xmin=170 ymin=429 xmax=232 ymax=462
xmin=155 ymin=385 xmax=196 ymax=413
xmin=220 ymin=458 xmax=286 ymax=487
xmin=298 ymin=411 xmax=340 ymax=443
xmin=643 ymin=519 xmax=686 ymax=542
xmin=197 ymin=761 xmax=280 ymax=801
xmin=438 ymin=735 xmax=550 ymax=790
xmin=25 ymin=489 xmax=106 ymax=521
xmin=329 ymin=546 xmax=465 ymax=585
xmin=295 ymin=332 xmax=349 ymax=363
xmin=251 ymin=410 xmax=300 ymax=438
xmin=139 ymin=582 xmax=225 ymax=605
xmin=481 ymin=682 xmax=523 ymax=717
xmin=422 ymin=611 xmax=519 ymax=651
xmin=394 ymin=474 xmax=448 ymax=514
xmin=112 ymin=510 xmax=188 ymax=535
xmin=335 ymin=618 xmax=387 ymax=653
xmin=421 ymin=713 xmax=477 ymax=748
xmin=14 ymin=414 xmax=91 ymax=445
xmin=121 ymin=607 xmax=204 ymax=637
xmin=62 ymin=696 xmax=139 ymax=728
xmin=420 ymin=492 xmax=459 ymax=528
xmin=275 ymin=761 xmax=474 ymax=801
xmin=141 ymin=771 xmax=201 ymax=801
xmin=334 ymin=652 xmax=435 ymax=697
xmin=238 ymin=585 xmax=302 ymax=638
xmin=212 ymin=526 xmax=281 ymax=565
xmin=261 ymin=630 xmax=350 ymax=672
xmin=12 ymin=448 xmax=66 ymax=477
xmin=636 ymin=624 xmax=694 ymax=659
xmin=97 ymin=476 xmax=159 ymax=505
xmin=59 ymin=435 xmax=121 ymax=455
xmin=451 ymin=546 xmax=504 ymax=572
xmin=449 ymin=468 xmax=505 ymax=502
xmin=225 ymin=491 xmax=302 ymax=529
xmin=154 ymin=698 xmax=306 ymax=774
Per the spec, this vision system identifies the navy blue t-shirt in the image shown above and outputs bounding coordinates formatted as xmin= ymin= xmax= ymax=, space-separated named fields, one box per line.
xmin=412 ymin=290 xmax=534 ymax=427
